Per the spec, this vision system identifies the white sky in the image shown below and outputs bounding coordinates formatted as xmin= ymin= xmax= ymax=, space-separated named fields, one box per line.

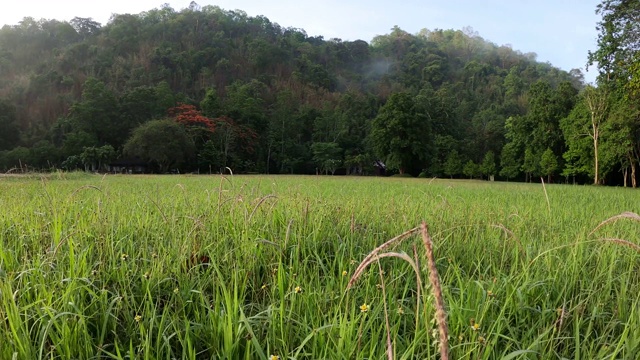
xmin=1 ymin=0 xmax=601 ymax=82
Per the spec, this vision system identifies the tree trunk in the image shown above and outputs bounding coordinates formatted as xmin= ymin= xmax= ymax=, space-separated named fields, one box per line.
xmin=593 ymin=134 xmax=599 ymax=185
xmin=623 ymin=167 xmax=628 ymax=187
xmin=632 ymin=160 xmax=637 ymax=188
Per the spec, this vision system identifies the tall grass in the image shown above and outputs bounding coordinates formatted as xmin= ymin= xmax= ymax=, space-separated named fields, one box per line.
xmin=0 ymin=174 xmax=639 ymax=359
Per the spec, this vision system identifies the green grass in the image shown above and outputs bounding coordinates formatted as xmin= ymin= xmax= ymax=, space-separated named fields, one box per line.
xmin=0 ymin=174 xmax=639 ymax=359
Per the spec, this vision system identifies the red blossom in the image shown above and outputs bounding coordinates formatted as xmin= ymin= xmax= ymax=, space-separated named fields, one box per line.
xmin=168 ymin=103 xmax=215 ymax=132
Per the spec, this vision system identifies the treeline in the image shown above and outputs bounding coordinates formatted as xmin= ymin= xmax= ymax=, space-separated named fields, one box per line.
xmin=0 ymin=2 xmax=636 ymax=185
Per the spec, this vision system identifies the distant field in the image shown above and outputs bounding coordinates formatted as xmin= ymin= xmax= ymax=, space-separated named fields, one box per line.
xmin=1 ymin=174 xmax=639 ymax=359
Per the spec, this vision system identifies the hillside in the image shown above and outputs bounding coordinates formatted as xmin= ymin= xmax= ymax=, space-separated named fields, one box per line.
xmin=0 ymin=4 xmax=596 ymax=179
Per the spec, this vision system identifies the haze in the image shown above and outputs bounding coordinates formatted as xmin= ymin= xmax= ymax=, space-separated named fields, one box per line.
xmin=1 ymin=0 xmax=600 ymax=82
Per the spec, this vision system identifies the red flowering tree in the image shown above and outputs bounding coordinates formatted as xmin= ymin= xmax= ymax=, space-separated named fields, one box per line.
xmin=168 ymin=104 xmax=215 ymax=132
xmin=168 ymin=104 xmax=259 ymax=170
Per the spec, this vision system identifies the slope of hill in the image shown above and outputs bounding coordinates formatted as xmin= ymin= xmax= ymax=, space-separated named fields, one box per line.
xmin=0 ymin=4 xmax=584 ymax=178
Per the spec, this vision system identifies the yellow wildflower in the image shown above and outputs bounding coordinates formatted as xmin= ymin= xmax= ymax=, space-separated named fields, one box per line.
xmin=471 ymin=323 xmax=481 ymax=331
xmin=342 ymin=270 xmax=348 ymax=277
xmin=173 ymin=288 xmax=179 ymax=294
xmin=134 ymin=315 xmax=142 ymax=323
xmin=360 ymin=303 xmax=369 ymax=313
xmin=121 ymin=253 xmax=128 ymax=261
xmin=269 ymin=355 xmax=280 ymax=360
xmin=294 ymin=286 xmax=303 ymax=294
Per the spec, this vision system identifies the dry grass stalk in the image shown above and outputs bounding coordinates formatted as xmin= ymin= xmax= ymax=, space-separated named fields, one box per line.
xmin=375 ymin=257 xmax=393 ymax=360
xmin=492 ymin=223 xmax=526 ymax=258
xmin=347 ymin=251 xmax=423 ymax=316
xmin=589 ymin=211 xmax=640 ymax=235
xmin=248 ymin=194 xmax=277 ymax=222
xmin=284 ymin=219 xmax=294 ymax=247
xmin=350 ymin=213 xmax=355 ymax=234
xmin=420 ymin=222 xmax=449 ymax=360
xmin=540 ymin=177 xmax=550 ymax=214
xmin=554 ymin=305 xmax=567 ymax=332
xmin=413 ymin=244 xmax=422 ymax=329
xmin=69 ymin=185 xmax=102 ymax=198
xmin=347 ymin=226 xmax=420 ymax=289
xmin=597 ymin=238 xmax=640 ymax=254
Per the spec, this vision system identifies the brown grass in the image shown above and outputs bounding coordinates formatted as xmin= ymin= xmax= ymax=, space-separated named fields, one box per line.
xmin=420 ymin=222 xmax=449 ymax=360
xmin=589 ymin=211 xmax=640 ymax=235
xmin=347 ymin=223 xmax=449 ymax=359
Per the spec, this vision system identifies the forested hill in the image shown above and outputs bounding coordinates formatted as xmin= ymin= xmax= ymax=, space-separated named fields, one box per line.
xmin=0 ymin=3 xmax=633 ymax=185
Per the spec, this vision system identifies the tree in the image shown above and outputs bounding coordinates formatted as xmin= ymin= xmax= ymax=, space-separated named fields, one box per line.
xmin=443 ymin=150 xmax=463 ymax=178
xmin=481 ymin=151 xmax=497 ymax=180
xmin=67 ymin=78 xmax=122 ymax=147
xmin=560 ymin=85 xmax=609 ymax=184
xmin=463 ymin=160 xmax=481 ymax=179
xmin=123 ymin=119 xmax=194 ymax=173
xmin=539 ymin=148 xmax=558 ymax=183
xmin=522 ymin=148 xmax=539 ymax=182
xmin=588 ymin=0 xmax=640 ymax=186
xmin=78 ymin=145 xmax=115 ymax=172
xmin=500 ymin=143 xmax=520 ymax=181
xmin=369 ymin=92 xmax=431 ymax=175
xmin=311 ymin=142 xmax=343 ymax=175
xmin=69 ymin=17 xmax=101 ymax=39
xmin=588 ymin=0 xmax=640 ymax=97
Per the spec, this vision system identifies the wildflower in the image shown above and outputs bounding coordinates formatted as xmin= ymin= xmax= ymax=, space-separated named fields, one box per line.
xmin=134 ymin=315 xmax=142 ymax=323
xmin=269 ymin=355 xmax=280 ymax=360
xmin=458 ymin=335 xmax=464 ymax=341
xmin=376 ymin=283 xmax=383 ymax=289
xmin=294 ymin=286 xmax=303 ymax=294
xmin=342 ymin=270 xmax=348 ymax=277
xmin=360 ymin=303 xmax=369 ymax=313
xmin=478 ymin=336 xmax=486 ymax=344
xmin=397 ymin=307 xmax=404 ymax=315
xmin=143 ymin=271 xmax=150 ymax=280
xmin=471 ymin=323 xmax=481 ymax=331
xmin=261 ymin=284 xmax=268 ymax=290
xmin=91 ymin=269 xmax=98 ymax=276
xmin=173 ymin=288 xmax=179 ymax=294
xmin=151 ymin=253 xmax=158 ymax=259
xmin=487 ymin=290 xmax=494 ymax=297
xmin=121 ymin=253 xmax=129 ymax=261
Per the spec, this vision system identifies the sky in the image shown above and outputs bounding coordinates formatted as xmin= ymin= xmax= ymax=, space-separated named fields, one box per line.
xmin=0 ymin=0 xmax=601 ymax=83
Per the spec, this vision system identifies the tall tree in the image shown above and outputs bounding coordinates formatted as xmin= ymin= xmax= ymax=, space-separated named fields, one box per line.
xmin=540 ymin=148 xmax=558 ymax=183
xmin=588 ymin=0 xmax=640 ymax=96
xmin=560 ymin=86 xmax=609 ymax=184
xmin=369 ymin=92 xmax=431 ymax=175
xmin=123 ymin=119 xmax=194 ymax=173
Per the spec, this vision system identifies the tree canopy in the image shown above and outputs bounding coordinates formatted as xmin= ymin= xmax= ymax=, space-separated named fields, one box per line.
xmin=0 ymin=2 xmax=637 ymax=185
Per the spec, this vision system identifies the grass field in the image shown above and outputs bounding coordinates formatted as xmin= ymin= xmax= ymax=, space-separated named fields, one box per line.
xmin=1 ymin=173 xmax=639 ymax=359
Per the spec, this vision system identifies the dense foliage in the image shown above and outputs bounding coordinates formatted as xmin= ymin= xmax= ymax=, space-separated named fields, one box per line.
xmin=0 ymin=2 xmax=637 ymax=185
